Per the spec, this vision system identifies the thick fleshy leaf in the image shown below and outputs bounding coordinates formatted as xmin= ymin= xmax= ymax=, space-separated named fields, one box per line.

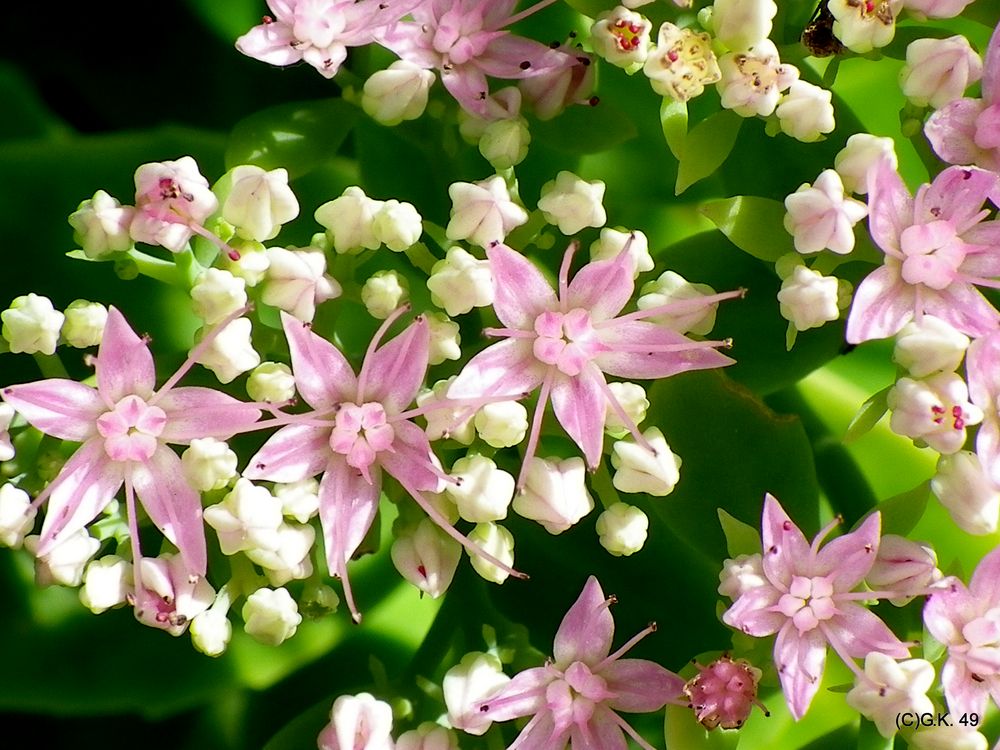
xmin=447 ymin=338 xmax=545 ymax=400
xmin=595 ymin=320 xmax=734 ymax=380
xmin=282 ymin=312 xmax=356 ymax=410
xmin=865 ymin=159 xmax=912 ymax=256
xmin=486 ymin=243 xmax=558 ymax=331
xmin=242 ymin=424 xmax=332 ymax=483
xmin=360 ymin=317 xmax=429 ymax=415
xmin=549 ymin=368 xmax=606 ymax=469
xmin=722 ymin=584 xmax=785 ymax=637
xmin=813 ymin=512 xmax=880 ymax=589
xmin=700 ymin=196 xmax=796 ymax=263
xmin=130 ymin=445 xmax=207 ymax=576
xmin=553 ymin=576 xmax=614 ymax=667
xmin=155 ymin=386 xmax=261 ymax=443
xmin=773 ymin=623 xmax=827 ymax=721
xmin=914 ymin=166 xmax=1000 ymax=232
xmin=318 ymin=457 xmax=382 ymax=571
xmin=1 ymin=379 xmax=103 ymax=442
xmin=761 ymin=493 xmax=811 ymax=590
xmin=844 ymin=265 xmax=915 ymax=343
xmin=564 ymin=250 xmax=635 ymax=323
xmin=97 ymin=307 xmax=156 ymax=404
xmin=829 ymin=603 xmax=911 ymax=660
xmin=603 ymin=659 xmax=685 ymax=712
xmin=675 ymin=110 xmax=743 ymax=195
xmin=378 ymin=419 xmax=440 ymax=493
xmin=480 ymin=666 xmax=550 ymax=722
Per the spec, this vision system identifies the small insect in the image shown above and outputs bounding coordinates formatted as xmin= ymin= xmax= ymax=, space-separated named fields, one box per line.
xmin=801 ymin=1 xmax=844 ymax=58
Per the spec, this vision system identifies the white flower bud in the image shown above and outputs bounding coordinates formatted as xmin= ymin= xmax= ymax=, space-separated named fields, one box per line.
xmin=611 ymin=427 xmax=681 ymax=496
xmin=222 ymin=165 xmax=299 ymax=242
xmin=595 ymin=502 xmax=649 ymax=556
xmin=242 ymin=586 xmax=302 ymax=645
xmin=777 ymin=266 xmax=842 ymax=331
xmin=468 ymin=523 xmax=514 ymax=584
xmin=362 ymin=270 xmax=409 ymax=320
xmin=443 ymin=652 xmax=511 ymax=736
xmin=315 ymin=187 xmax=383 ymax=254
xmin=391 ymin=518 xmax=462 ymax=598
xmin=247 ymin=522 xmax=316 ymax=586
xmin=866 ymin=534 xmax=942 ymax=605
xmin=204 ymin=478 xmax=284 ymax=555
xmin=604 ymin=382 xmax=649 ymax=438
xmin=362 ymin=60 xmax=436 ymax=125
xmin=932 ymin=451 xmax=1000 ymax=535
xmin=458 ymin=87 xmax=523 ymax=143
xmin=446 ymin=176 xmax=528 ymax=249
xmin=513 ymin=457 xmax=594 ymax=534
xmin=194 ymin=317 xmax=260 ymax=384
xmin=2 ymin=293 xmax=65 ymax=355
xmin=445 ymin=455 xmax=514 ymax=523
xmin=893 ymin=315 xmax=970 ymax=377
xmin=776 ymin=81 xmax=835 ymax=143
xmin=479 ymin=117 xmax=531 ymax=170
xmin=537 ymin=171 xmax=607 ymax=235
xmin=644 ymin=23 xmax=721 ymax=102
xmin=426 ymin=312 xmax=461 ymax=365
xmin=190 ymin=607 xmax=233 ymax=657
xmin=79 ymin=555 xmax=132 ymax=614
xmin=888 ymin=373 xmax=982 ymax=454
xmin=589 ymin=228 xmax=653 ymax=277
xmin=591 ymin=7 xmax=653 ymax=68
xmin=712 ymin=0 xmax=777 ymax=51
xmin=131 ymin=157 xmax=218 ymax=252
xmin=829 ymin=0 xmax=902 ymax=54
xmin=318 ymin=693 xmax=395 ymax=750
xmin=784 ymin=170 xmax=868 ymax=255
xmin=225 ymin=245 xmax=271 ymax=286
xmin=181 ymin=437 xmax=238 ymax=492
xmin=247 ymin=361 xmax=297 ymax=403
xmin=474 ymin=400 xmax=528 ymax=448
xmin=134 ymin=554 xmax=215 ymax=635
xmin=262 ymin=247 xmax=340 ymax=322
xmin=909 ymin=726 xmax=988 ymax=750
xmin=419 ymin=378 xmax=475 ymax=445
xmin=371 ymin=199 xmax=422 ymax=251
xmin=61 ymin=300 xmax=108 ymax=348
xmin=717 ymin=40 xmax=798 ymax=118
xmin=718 ymin=553 xmax=767 ymax=599
xmin=834 ymin=134 xmax=898 ymax=195
xmin=396 ymin=723 xmax=459 ymax=750
xmin=191 ymin=268 xmax=248 ymax=324
xmin=846 ymin=653 xmax=935 ymax=738
xmin=0 ymin=483 xmax=34 ymax=548
xmin=900 ymin=35 xmax=983 ymax=109
xmin=273 ymin=478 xmax=320 ymax=523
xmin=903 ymin=0 xmax=975 ymax=20
xmin=68 ymin=190 xmax=134 ymax=258
xmin=25 ymin=529 xmax=99 ymax=587
xmin=637 ymin=271 xmax=719 ymax=335
xmin=0 ymin=403 xmax=14 ymax=461
xmin=428 ymin=247 xmax=494 ymax=317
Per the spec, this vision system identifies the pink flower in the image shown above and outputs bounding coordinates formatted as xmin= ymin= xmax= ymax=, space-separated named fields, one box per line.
xmin=966 ymin=330 xmax=1000 ymax=486
xmin=447 ymin=241 xmax=736 ymax=483
xmin=1 ymin=308 xmax=263 ymax=577
xmin=722 ymin=494 xmax=912 ymax=720
xmin=479 ymin=576 xmax=685 ymax=749
xmin=845 ymin=159 xmax=1000 ymax=343
xmin=923 ymin=545 xmax=1000 ymax=718
xmin=243 ymin=309 xmax=523 ymax=622
xmin=925 ymin=22 xmax=1000 ymax=171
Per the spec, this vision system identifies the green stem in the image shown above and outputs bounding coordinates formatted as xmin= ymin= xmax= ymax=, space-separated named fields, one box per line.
xmin=127 ymin=249 xmax=181 ymax=286
xmin=173 ymin=247 xmax=202 ymax=290
xmin=589 ymin=459 xmax=622 ymax=511
xmin=404 ymin=242 xmax=440 ymax=276
xmin=32 ymin=352 xmax=69 ymax=379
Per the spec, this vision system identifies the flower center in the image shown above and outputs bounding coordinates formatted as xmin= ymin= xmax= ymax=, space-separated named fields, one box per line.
xmin=532 ymin=308 xmax=604 ymax=376
xmin=734 ymin=54 xmax=780 ymax=91
xmin=898 ymin=220 xmax=966 ymax=290
xmin=778 ymin=575 xmax=837 ymax=632
xmin=545 ymin=661 xmax=609 ymax=726
xmin=929 ymin=403 xmax=971 ymax=431
xmin=96 ymin=395 xmax=167 ymax=462
xmin=610 ymin=18 xmax=645 ymax=52
xmin=291 ymin=1 xmax=347 ymax=50
xmin=432 ymin=7 xmax=491 ymax=66
xmin=329 ymin=402 xmax=395 ymax=474
xmin=847 ymin=0 xmax=893 ymax=23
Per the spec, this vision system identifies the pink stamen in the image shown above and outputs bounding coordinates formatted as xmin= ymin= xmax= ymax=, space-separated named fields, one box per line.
xmin=356 ymin=304 xmax=412 ymax=401
xmin=593 ymin=375 xmax=655 ymax=453
xmin=517 ymin=370 xmax=555 ymax=489
xmin=504 ymin=0 xmax=560 ymax=28
xmin=599 ymin=288 xmax=744 ymax=328
xmin=595 ymin=622 xmax=657 ymax=671
xmin=558 ymin=240 xmax=580 ymax=311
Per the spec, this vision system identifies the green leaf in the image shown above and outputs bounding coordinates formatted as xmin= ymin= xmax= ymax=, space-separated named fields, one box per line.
xmin=225 ymin=99 xmax=359 ymax=178
xmin=665 ymin=704 xmax=741 ymax=750
xmin=660 ymin=98 xmax=688 ymax=160
xmin=718 ymin=508 xmax=762 ymax=557
xmin=676 ymin=110 xmax=743 ymax=195
xmin=183 ymin=0 xmax=259 ymax=42
xmin=876 ymin=481 xmax=930 ymax=537
xmin=856 ymin=718 xmax=893 ymax=750
xmin=843 ymin=385 xmax=892 ymax=444
xmin=699 ymin=196 xmax=796 ymax=262
xmin=531 ymin=101 xmax=638 ymax=154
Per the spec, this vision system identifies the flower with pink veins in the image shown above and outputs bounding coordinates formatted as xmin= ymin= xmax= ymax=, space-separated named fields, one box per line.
xmin=478 ymin=576 xmax=686 ymax=749
xmin=242 ymin=308 xmax=525 ymax=622
xmin=0 ymin=307 xmax=263 ymax=578
xmin=722 ymin=494 xmax=913 ymax=720
xmin=925 ymin=22 xmax=1000 ymax=171
xmin=845 ymin=159 xmax=1000 ymax=344
xmin=447 ymin=240 xmax=737 ymax=484
xmin=377 ymin=0 xmax=577 ymax=117
xmin=923 ymin=544 xmax=1000 ymax=718
xmin=965 ymin=330 xmax=1000 ymax=487
xmin=236 ymin=0 xmax=423 ymax=79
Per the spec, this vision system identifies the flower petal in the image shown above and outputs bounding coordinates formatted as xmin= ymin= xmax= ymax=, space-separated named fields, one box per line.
xmin=774 ymin=622 xmax=827 ymax=721
xmin=156 ymin=386 xmax=261 ymax=443
xmin=235 ymin=21 xmax=303 ymax=67
xmin=915 ymin=166 xmax=1000 ymax=232
xmin=722 ymin=584 xmax=785 ymax=637
xmin=925 ymin=99 xmax=995 ymax=170
xmin=603 ymin=659 xmax=686 ymax=712
xmin=378 ymin=418 xmax=440 ymax=493
xmin=968 ymin=544 xmax=1000 ymax=603
xmin=486 ymin=243 xmax=558 ymax=330
xmin=97 ymin=307 xmax=156 ymax=404
xmin=923 ymin=578 xmax=978 ymax=646
xmin=360 ymin=316 xmax=429 ymax=414
xmin=941 ymin=657 xmax=989 ymax=719
xmin=480 ymin=666 xmax=551 ymax=722
xmin=982 ymin=22 xmax=1000 ymax=105
xmin=595 ymin=321 xmax=734 ymax=380
xmin=827 ymin=603 xmax=911 ymax=660
xmin=130 ymin=444 xmax=207 ymax=576
xmin=1 ymin=380 xmax=103 ymax=442
xmin=282 ymin=312 xmax=356 ymax=411
xmin=318 ymin=456 xmax=381 ymax=572
xmin=569 ymin=707 xmax=627 ymax=750
xmin=866 ymin=159 xmax=912 ymax=256
xmin=967 ymin=329 xmax=1000 ymax=414
xmin=447 ymin=338 xmax=545 ymax=400
xmin=812 ymin=512 xmax=880 ymax=589
xmin=922 ymin=283 xmax=1000 ymax=338
xmin=242 ymin=424 xmax=332 ymax=483
xmin=565 ymin=253 xmax=634 ymax=323
xmin=760 ymin=493 xmax=810 ymax=590
xmin=549 ymin=369 xmax=606 ymax=469
xmin=553 ymin=576 xmax=614 ymax=667
xmin=845 ymin=264 xmax=915 ymax=343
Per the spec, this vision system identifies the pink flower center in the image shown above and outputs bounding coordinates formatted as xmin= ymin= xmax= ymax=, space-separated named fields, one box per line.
xmin=291 ymin=1 xmax=347 ymax=50
xmin=546 ymin=661 xmax=610 ymax=725
xmin=898 ymin=220 xmax=966 ymax=290
xmin=532 ymin=308 xmax=604 ymax=376
xmin=929 ymin=403 xmax=971 ymax=431
xmin=329 ymin=402 xmax=395 ymax=474
xmin=432 ymin=7 xmax=491 ymax=66
xmin=684 ymin=656 xmax=762 ymax=729
xmin=778 ymin=575 xmax=837 ymax=633
xmin=961 ymin=609 xmax=1000 ymax=676
xmin=96 ymin=395 xmax=167 ymax=462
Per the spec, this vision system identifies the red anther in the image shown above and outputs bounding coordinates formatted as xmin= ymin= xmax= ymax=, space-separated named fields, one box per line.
xmin=931 ymin=405 xmax=946 ymax=414
xmin=629 ymin=23 xmax=641 ymax=33
xmin=614 ymin=19 xmax=626 ymax=29
xmin=954 ymin=417 xmax=966 ymax=430
xmin=262 ymin=15 xmax=273 ymax=23
xmin=667 ymin=49 xmax=679 ymax=62
xmin=952 ymin=405 xmax=963 ymax=417
xmin=417 ymin=564 xmax=427 ymax=578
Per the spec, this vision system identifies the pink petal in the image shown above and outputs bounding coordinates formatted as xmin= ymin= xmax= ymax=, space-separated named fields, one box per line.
xmin=941 ymin=657 xmax=989 ymax=719
xmin=595 ymin=321 xmax=734 ymax=380
xmin=549 ymin=368 xmax=606 ymax=469
xmin=926 ymin=99 xmax=996 ymax=170
xmin=378 ymin=419 xmax=440 ymax=493
xmin=922 ymin=283 xmax=1000 ymax=338
xmin=360 ymin=317 xmax=429 ymax=414
xmin=1 ymin=380 xmax=103 ymax=442
xmin=773 ymin=622 xmax=827 ymax=721
xmin=866 ymin=159 xmax=913 ymax=256
xmin=486 ymin=244 xmax=558 ymax=331
xmin=915 ymin=166 xmax=1000 ymax=232
xmin=36 ymin=439 xmax=123 ymax=556
xmin=923 ymin=579 xmax=979 ymax=646
xmin=570 ymin=707 xmax=627 ymax=750
xmin=603 ymin=659 xmax=686 ymax=712
xmin=828 ymin=602 xmax=911 ymax=659
xmin=441 ymin=64 xmax=492 ymax=116
xmin=510 ymin=712 xmax=563 ymax=750
xmin=477 ymin=35 xmax=562 ymax=79
xmin=760 ymin=494 xmax=810 ymax=590
xmin=318 ymin=456 xmax=381 ymax=572
xmin=447 ymin=338 xmax=545 ymax=400
xmin=130 ymin=444 xmax=207 ymax=576
xmin=553 ymin=576 xmax=614 ymax=667
xmin=235 ymin=21 xmax=303 ymax=67
xmin=967 ymin=329 xmax=1000 ymax=411
xmin=722 ymin=585 xmax=786 ymax=637
xmin=282 ymin=312 xmax=356 ymax=411
xmin=968 ymin=544 xmax=1000 ymax=603
xmin=480 ymin=666 xmax=551 ymax=721
xmin=565 ymin=253 xmax=634 ymax=323
xmin=976 ymin=418 xmax=1000 ymax=487
xmin=844 ymin=264 xmax=915 ymax=343
xmin=242 ymin=424 xmax=332 ymax=483
xmin=982 ymin=22 xmax=1000 ymax=105
xmin=97 ymin=307 xmax=156 ymax=404
xmin=812 ymin=512 xmax=880 ymax=590
xmin=156 ymin=386 xmax=261 ymax=443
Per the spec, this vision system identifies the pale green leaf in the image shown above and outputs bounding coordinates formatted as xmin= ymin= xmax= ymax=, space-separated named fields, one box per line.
xmin=700 ymin=196 xmax=795 ymax=262
xmin=660 ymin=97 xmax=688 ymax=160
xmin=676 ymin=110 xmax=743 ymax=194
xmin=843 ymin=385 xmax=892 ymax=444
xmin=876 ymin=481 xmax=930 ymax=537
xmin=718 ymin=508 xmax=762 ymax=558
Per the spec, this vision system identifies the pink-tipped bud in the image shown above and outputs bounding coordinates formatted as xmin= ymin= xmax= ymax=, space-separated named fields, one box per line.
xmin=683 ymin=655 xmax=768 ymax=730
xmin=865 ymin=534 xmax=943 ymax=605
